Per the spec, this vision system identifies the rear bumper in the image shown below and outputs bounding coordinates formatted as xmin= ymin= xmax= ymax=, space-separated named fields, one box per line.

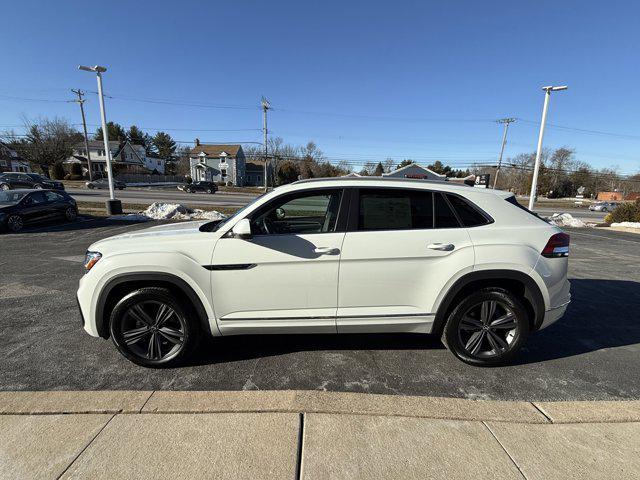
xmin=539 ymin=297 xmax=570 ymax=329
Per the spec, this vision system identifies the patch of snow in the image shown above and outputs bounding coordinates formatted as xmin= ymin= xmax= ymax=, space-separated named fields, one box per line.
xmin=547 ymin=213 xmax=590 ymax=228
xmin=111 ymin=202 xmax=226 ymax=222
xmin=611 ymin=222 xmax=640 ymax=229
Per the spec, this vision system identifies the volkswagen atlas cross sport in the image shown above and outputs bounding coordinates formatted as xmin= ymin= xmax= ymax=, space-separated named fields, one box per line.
xmin=77 ymin=177 xmax=571 ymax=367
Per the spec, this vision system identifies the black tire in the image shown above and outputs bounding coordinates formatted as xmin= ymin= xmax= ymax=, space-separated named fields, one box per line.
xmin=65 ymin=206 xmax=78 ymax=221
xmin=6 ymin=214 xmax=24 ymax=233
xmin=442 ymin=287 xmax=529 ymax=367
xmin=601 ymin=207 xmax=607 ymax=212
xmin=109 ymin=287 xmax=200 ymax=368
xmin=206 ymin=188 xmax=213 ymax=194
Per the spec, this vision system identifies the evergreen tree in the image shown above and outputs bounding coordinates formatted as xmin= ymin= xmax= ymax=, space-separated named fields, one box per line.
xmin=152 ymin=131 xmax=177 ymax=160
xmin=95 ymin=122 xmax=127 ymax=142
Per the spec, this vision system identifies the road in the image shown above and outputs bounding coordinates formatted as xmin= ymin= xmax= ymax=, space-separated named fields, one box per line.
xmin=2 ymin=219 xmax=639 ymax=400
xmin=67 ymin=187 xmax=259 ymax=208
xmin=535 ymin=207 xmax=607 ymax=223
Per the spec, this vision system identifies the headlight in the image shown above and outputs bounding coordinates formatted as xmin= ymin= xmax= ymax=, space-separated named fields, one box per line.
xmin=84 ymin=251 xmax=102 ymax=272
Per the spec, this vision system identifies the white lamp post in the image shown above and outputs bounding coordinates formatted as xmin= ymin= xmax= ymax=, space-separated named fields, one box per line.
xmin=78 ymin=65 xmax=122 ymax=215
xmin=528 ymin=85 xmax=568 ymax=211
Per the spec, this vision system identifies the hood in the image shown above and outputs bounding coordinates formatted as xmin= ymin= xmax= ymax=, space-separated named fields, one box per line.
xmin=88 ymin=220 xmax=212 ymax=252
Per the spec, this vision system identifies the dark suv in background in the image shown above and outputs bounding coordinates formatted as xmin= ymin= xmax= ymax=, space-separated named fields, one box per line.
xmin=0 ymin=172 xmax=65 ymax=191
xmin=178 ymin=181 xmax=218 ymax=194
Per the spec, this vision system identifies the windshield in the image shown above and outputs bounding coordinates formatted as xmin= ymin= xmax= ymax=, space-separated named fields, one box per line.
xmin=201 ymin=193 xmax=267 ymax=232
xmin=0 ymin=191 xmax=27 ymax=204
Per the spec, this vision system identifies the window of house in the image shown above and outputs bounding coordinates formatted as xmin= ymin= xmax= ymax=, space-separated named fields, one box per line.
xmin=221 ymin=169 xmax=227 ymax=177
xmin=357 ymin=188 xmax=433 ymax=231
xmin=250 ymin=189 xmax=343 ymax=235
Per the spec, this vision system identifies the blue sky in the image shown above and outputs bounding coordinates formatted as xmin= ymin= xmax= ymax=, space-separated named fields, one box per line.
xmin=1 ymin=0 xmax=639 ymax=173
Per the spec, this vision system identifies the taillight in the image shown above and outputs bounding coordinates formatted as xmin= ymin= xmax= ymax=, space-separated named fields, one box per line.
xmin=542 ymin=232 xmax=570 ymax=258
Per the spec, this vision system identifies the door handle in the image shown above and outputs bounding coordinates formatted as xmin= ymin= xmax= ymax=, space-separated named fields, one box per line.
xmin=314 ymin=247 xmax=340 ymax=255
xmin=428 ymin=243 xmax=455 ymax=252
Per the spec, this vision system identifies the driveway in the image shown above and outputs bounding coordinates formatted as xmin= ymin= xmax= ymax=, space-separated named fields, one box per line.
xmin=1 ymin=220 xmax=639 ymax=400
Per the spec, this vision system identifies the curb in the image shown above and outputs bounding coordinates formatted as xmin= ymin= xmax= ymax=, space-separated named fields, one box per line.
xmin=2 ymin=391 xmax=640 ymax=424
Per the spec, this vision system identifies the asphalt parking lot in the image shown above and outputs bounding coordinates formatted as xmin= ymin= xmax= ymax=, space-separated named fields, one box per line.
xmin=1 ymin=219 xmax=639 ymax=401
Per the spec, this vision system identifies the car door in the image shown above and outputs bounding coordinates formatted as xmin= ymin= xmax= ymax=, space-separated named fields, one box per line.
xmin=19 ymin=191 xmax=51 ymax=224
xmin=336 ymin=188 xmax=476 ymax=333
xmin=210 ymin=188 xmax=347 ymax=335
xmin=44 ymin=191 xmax=67 ymax=217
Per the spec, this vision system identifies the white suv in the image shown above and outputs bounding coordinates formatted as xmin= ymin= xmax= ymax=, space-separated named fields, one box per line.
xmin=77 ymin=177 xmax=571 ymax=367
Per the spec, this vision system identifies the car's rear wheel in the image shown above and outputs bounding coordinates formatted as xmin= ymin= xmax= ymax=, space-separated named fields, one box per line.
xmin=442 ymin=288 xmax=529 ymax=367
xmin=109 ymin=287 xmax=199 ymax=368
xmin=6 ymin=214 xmax=24 ymax=233
xmin=65 ymin=206 xmax=78 ymax=221
xmin=206 ymin=188 xmax=213 ymax=194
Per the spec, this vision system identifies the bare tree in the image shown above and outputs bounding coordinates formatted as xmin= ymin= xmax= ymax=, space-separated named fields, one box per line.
xmin=2 ymin=117 xmax=81 ymax=175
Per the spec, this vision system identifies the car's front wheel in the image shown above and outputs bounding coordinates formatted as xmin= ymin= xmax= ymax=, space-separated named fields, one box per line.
xmin=65 ymin=206 xmax=78 ymax=221
xmin=109 ymin=287 xmax=199 ymax=368
xmin=442 ymin=288 xmax=529 ymax=366
xmin=6 ymin=214 xmax=24 ymax=233
xmin=0 ymin=183 xmax=9 ymax=191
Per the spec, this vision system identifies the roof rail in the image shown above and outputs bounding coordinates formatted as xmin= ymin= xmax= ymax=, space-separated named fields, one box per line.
xmin=292 ymin=176 xmax=473 ymax=187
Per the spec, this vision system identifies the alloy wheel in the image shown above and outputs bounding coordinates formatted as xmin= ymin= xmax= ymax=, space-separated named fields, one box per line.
xmin=457 ymin=300 xmax=518 ymax=358
xmin=65 ymin=207 xmax=77 ymax=221
xmin=1 ymin=184 xmax=9 ymax=190
xmin=119 ymin=300 xmax=186 ymax=361
xmin=7 ymin=215 xmax=23 ymax=232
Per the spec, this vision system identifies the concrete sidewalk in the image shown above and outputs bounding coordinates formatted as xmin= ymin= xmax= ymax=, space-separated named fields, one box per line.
xmin=1 ymin=391 xmax=639 ymax=480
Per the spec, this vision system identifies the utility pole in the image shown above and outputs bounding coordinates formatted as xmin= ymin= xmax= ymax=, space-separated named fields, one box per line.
xmin=261 ymin=96 xmax=270 ymax=191
xmin=529 ymin=85 xmax=568 ymax=211
xmin=493 ymin=118 xmax=516 ymax=189
xmin=71 ymin=89 xmax=94 ymax=181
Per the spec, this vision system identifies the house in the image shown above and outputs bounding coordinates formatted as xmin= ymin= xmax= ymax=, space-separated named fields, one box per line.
xmin=382 ymin=163 xmax=446 ymax=180
xmin=65 ymin=140 xmax=156 ymax=177
xmin=245 ymin=160 xmax=270 ymax=187
xmin=129 ymin=144 xmax=166 ymax=174
xmin=189 ymin=141 xmax=246 ymax=186
xmin=625 ymin=192 xmax=640 ymax=201
xmin=0 ymin=141 xmax=31 ymax=173
xmin=597 ymin=191 xmax=624 ymax=201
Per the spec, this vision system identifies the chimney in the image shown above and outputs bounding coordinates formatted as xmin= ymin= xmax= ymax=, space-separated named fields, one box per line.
xmin=195 ymin=138 xmax=200 ymax=146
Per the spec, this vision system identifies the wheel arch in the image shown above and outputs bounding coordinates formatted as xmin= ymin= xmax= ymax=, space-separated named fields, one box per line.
xmin=432 ymin=270 xmax=545 ymax=335
xmin=95 ymin=272 xmax=213 ymax=339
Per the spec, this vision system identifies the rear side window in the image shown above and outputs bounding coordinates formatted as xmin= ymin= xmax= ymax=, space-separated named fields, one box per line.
xmin=505 ymin=195 xmax=548 ymax=223
xmin=358 ymin=189 xmax=433 ymax=231
xmin=446 ymin=194 xmax=490 ymax=227
xmin=434 ymin=193 xmax=460 ymax=228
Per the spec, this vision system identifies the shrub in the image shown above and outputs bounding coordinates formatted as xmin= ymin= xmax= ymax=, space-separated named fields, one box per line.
xmin=607 ymin=200 xmax=640 ymax=224
xmin=51 ymin=162 xmax=66 ymax=180
xmin=226 ymin=181 xmax=234 ymax=187
xmin=216 ymin=181 xmax=226 ymax=186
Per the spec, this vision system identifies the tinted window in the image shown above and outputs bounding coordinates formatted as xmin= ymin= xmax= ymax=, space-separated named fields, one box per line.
xmin=434 ymin=193 xmax=460 ymax=228
xmin=251 ymin=189 xmax=342 ymax=235
xmin=45 ymin=191 xmax=64 ymax=202
xmin=446 ymin=194 xmax=489 ymax=227
xmin=505 ymin=195 xmax=547 ymax=223
xmin=358 ymin=189 xmax=433 ymax=231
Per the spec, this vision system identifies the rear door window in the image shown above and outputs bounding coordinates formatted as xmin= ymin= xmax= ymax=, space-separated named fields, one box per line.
xmin=434 ymin=193 xmax=460 ymax=228
xmin=446 ymin=194 xmax=490 ymax=227
xmin=357 ymin=189 xmax=433 ymax=231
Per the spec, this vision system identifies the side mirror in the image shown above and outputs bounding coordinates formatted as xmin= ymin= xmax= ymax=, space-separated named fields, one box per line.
xmin=231 ymin=218 xmax=252 ymax=239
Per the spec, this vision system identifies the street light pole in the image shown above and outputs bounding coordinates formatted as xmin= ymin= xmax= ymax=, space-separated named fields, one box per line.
xmin=493 ymin=118 xmax=515 ymax=189
xmin=528 ymin=85 xmax=567 ymax=211
xmin=78 ymin=65 xmax=122 ymax=215
xmin=261 ymin=96 xmax=270 ymax=192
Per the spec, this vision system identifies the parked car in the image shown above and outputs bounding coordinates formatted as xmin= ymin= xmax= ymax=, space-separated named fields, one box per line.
xmin=0 ymin=189 xmax=78 ymax=233
xmin=178 ymin=181 xmax=218 ymax=194
xmin=86 ymin=178 xmax=126 ymax=190
xmin=589 ymin=201 xmax=619 ymax=212
xmin=0 ymin=172 xmax=65 ymax=191
xmin=78 ymin=177 xmax=570 ymax=368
